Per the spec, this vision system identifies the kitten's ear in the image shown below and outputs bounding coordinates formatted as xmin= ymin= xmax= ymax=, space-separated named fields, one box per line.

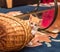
xmin=39 ymin=19 xmax=43 ymax=22
xmin=29 ymin=14 xmax=34 ymax=19
xmin=39 ymin=19 xmax=43 ymax=25
xmin=29 ymin=14 xmax=32 ymax=21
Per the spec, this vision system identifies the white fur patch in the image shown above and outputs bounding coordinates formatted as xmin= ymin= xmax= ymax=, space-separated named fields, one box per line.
xmin=31 ymin=30 xmax=36 ymax=35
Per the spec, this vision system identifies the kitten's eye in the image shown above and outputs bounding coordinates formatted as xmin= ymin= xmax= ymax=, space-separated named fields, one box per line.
xmin=31 ymin=23 xmax=33 ymax=24
xmin=35 ymin=24 xmax=37 ymax=26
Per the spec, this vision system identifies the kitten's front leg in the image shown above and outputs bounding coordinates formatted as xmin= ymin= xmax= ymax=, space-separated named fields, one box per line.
xmin=45 ymin=42 xmax=52 ymax=47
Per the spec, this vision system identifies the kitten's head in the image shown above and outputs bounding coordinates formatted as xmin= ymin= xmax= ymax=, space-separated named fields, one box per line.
xmin=29 ymin=14 xmax=42 ymax=30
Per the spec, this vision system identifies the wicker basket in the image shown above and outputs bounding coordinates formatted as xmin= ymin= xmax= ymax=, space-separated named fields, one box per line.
xmin=0 ymin=14 xmax=33 ymax=52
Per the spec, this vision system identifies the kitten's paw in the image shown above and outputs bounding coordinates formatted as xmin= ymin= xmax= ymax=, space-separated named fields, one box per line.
xmin=47 ymin=44 xmax=52 ymax=47
xmin=45 ymin=42 xmax=52 ymax=47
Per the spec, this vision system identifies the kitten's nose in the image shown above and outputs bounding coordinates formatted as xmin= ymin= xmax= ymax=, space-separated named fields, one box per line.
xmin=31 ymin=26 xmax=33 ymax=29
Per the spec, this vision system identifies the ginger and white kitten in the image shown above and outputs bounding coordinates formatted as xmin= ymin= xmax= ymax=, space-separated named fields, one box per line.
xmin=27 ymin=14 xmax=59 ymax=47
xmin=29 ymin=14 xmax=42 ymax=35
xmin=26 ymin=14 xmax=42 ymax=47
